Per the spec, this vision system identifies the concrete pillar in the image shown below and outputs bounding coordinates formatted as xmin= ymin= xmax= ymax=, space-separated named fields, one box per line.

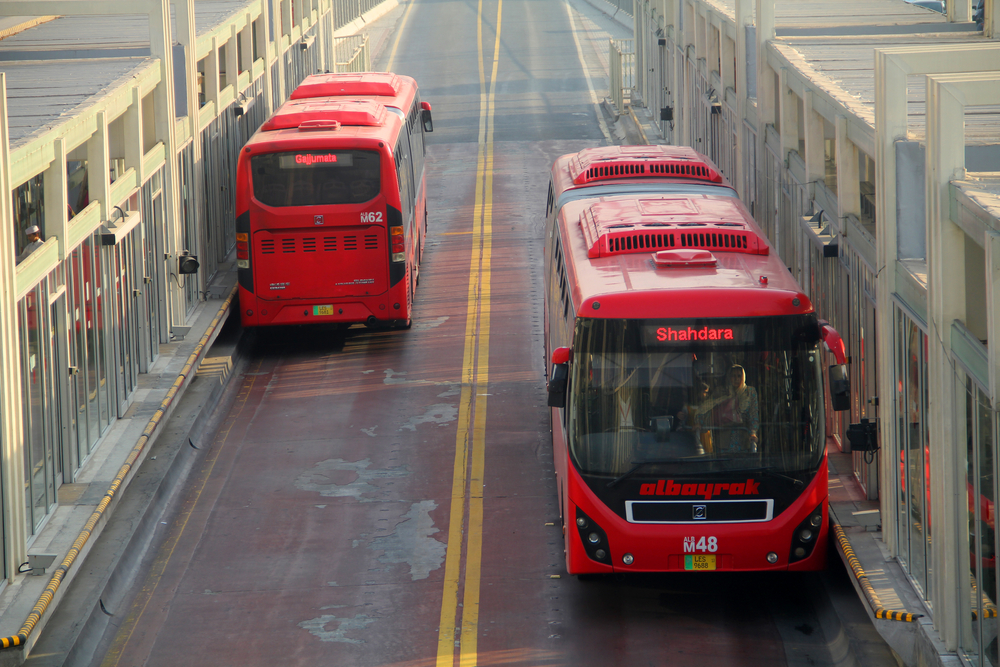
xmin=228 ymin=26 xmax=239 ymax=92
xmin=43 ymin=138 xmax=69 ymax=258
xmin=0 ymin=73 xmax=28 ymax=581
xmin=925 ymin=72 xmax=968 ymax=651
xmin=988 ymin=230 xmax=1000 ymax=412
xmin=734 ymin=0 xmax=751 ymax=199
xmin=147 ymin=0 xmax=185 ymax=325
xmin=835 ymin=115 xmax=860 ymax=231
xmin=803 ymin=90 xmax=825 ymax=191
xmin=778 ymin=68 xmax=797 ymax=160
xmin=88 ymin=111 xmax=110 ymax=223
xmin=124 ymin=87 xmax=144 ymax=186
xmin=207 ymin=37 xmax=221 ymax=110
xmin=257 ymin=0 xmax=276 ymax=115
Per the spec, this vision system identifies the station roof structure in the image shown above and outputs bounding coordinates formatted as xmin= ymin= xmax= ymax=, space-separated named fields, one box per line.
xmin=0 ymin=1 xmax=254 ymax=149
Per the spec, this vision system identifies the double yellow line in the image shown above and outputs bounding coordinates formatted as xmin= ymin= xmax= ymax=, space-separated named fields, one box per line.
xmin=435 ymin=1 xmax=501 ymax=665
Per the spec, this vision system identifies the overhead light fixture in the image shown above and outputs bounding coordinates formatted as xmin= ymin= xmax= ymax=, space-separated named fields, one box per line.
xmin=300 ymin=34 xmax=316 ymax=50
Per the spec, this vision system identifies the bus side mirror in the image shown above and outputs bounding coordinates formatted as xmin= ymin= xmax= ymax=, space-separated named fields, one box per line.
xmin=547 ymin=347 xmax=572 ymax=408
xmin=829 ymin=364 xmax=850 ymax=411
xmin=421 ymin=101 xmax=434 ymax=133
xmin=818 ymin=320 xmax=850 ymax=411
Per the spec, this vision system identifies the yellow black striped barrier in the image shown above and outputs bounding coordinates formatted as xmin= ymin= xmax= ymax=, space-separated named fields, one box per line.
xmin=833 ymin=523 xmax=923 ymax=623
xmin=0 ymin=287 xmax=238 ymax=651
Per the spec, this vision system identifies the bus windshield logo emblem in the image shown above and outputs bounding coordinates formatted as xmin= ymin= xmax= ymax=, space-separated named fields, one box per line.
xmin=693 ymin=505 xmax=707 ymax=520
xmin=314 ymin=215 xmax=324 ymax=225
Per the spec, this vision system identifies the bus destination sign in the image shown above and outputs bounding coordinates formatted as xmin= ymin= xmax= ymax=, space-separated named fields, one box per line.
xmin=280 ymin=152 xmax=354 ymax=169
xmin=642 ymin=322 xmax=754 ymax=346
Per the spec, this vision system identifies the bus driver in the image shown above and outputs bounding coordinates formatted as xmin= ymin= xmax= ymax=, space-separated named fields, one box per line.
xmin=717 ymin=364 xmax=759 ymax=453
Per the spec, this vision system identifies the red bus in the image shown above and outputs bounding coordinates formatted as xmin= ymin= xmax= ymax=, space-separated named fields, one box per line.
xmin=236 ymin=72 xmax=433 ymax=328
xmin=544 ymin=147 xmax=850 ymax=575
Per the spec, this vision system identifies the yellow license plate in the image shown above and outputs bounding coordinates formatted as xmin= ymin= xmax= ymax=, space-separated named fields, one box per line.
xmin=313 ymin=305 xmax=333 ymax=316
xmin=684 ymin=555 xmax=716 ymax=571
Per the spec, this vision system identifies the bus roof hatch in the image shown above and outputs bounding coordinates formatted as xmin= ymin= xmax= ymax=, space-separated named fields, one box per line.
xmin=578 ymin=198 xmax=769 ymax=258
xmin=262 ymin=99 xmax=388 ymax=131
xmin=290 ymin=72 xmax=403 ymax=99
xmin=569 ymin=145 xmax=723 ymax=185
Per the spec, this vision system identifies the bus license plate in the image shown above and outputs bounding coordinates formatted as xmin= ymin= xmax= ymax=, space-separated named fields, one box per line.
xmin=684 ymin=555 xmax=716 ymax=571
xmin=313 ymin=305 xmax=333 ymax=316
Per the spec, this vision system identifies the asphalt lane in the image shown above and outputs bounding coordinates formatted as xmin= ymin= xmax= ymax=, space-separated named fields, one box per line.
xmin=86 ymin=0 xmax=897 ymax=664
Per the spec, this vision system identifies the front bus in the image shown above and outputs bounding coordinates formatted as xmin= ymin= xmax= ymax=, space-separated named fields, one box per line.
xmin=548 ymin=310 xmax=850 ymax=574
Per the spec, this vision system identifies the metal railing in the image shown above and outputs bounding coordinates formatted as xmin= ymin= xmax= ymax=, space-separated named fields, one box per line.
xmin=609 ymin=38 xmax=635 ymax=115
xmin=333 ymin=0 xmax=385 ymax=31
xmin=335 ymin=34 xmax=370 ymax=72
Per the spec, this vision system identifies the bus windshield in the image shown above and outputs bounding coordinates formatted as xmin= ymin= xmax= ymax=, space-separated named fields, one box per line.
xmin=251 ymin=150 xmax=381 ymax=207
xmin=568 ymin=314 xmax=824 ymax=478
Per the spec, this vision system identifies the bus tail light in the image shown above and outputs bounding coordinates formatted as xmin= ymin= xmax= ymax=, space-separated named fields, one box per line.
xmin=575 ymin=508 xmax=611 ymax=565
xmin=390 ymin=226 xmax=404 ymax=262
xmin=236 ymin=232 xmax=250 ymax=268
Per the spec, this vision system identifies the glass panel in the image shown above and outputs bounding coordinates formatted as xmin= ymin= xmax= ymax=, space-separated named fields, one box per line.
xmin=567 ymin=315 xmax=824 ymax=477
xmin=896 ymin=308 xmax=909 ymax=569
xmin=95 ymin=237 xmax=110 ymax=430
xmin=84 ymin=239 xmax=100 ymax=448
xmin=21 ymin=285 xmax=50 ymax=532
xmin=967 ymin=379 xmax=982 ymax=663
xmin=977 ymin=382 xmax=998 ymax=665
xmin=905 ymin=319 xmax=929 ymax=596
xmin=250 ymin=150 xmax=382 ymax=206
xmin=71 ymin=248 xmax=88 ymax=463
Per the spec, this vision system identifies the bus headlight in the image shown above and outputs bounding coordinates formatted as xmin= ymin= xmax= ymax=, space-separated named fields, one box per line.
xmin=575 ymin=508 xmax=610 ymax=564
xmin=789 ymin=503 xmax=825 ymax=563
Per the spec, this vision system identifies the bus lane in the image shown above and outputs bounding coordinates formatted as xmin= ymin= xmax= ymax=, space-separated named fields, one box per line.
xmin=86 ymin=0 xmax=896 ymax=662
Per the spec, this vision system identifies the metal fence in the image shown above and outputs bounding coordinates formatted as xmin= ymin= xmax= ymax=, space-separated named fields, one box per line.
xmin=335 ymin=34 xmax=371 ymax=72
xmin=609 ymin=38 xmax=634 ymax=115
xmin=604 ymin=0 xmax=633 ymax=18
xmin=333 ymin=0 xmax=386 ymax=30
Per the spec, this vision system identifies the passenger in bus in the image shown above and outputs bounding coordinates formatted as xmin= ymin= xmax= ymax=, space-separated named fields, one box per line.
xmin=716 ymin=364 xmax=759 ymax=453
xmin=319 ymin=177 xmax=349 ymax=204
xmin=350 ymin=177 xmax=378 ymax=202
xmin=677 ymin=381 xmax=715 ymax=455
xmin=290 ymin=175 xmax=316 ymax=206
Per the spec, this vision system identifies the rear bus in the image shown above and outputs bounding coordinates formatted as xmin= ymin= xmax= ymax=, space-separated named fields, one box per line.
xmin=236 ymin=73 xmax=432 ymax=328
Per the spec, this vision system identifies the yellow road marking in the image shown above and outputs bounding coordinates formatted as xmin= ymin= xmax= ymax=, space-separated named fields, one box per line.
xmin=436 ymin=0 xmax=500 ymax=665
xmin=384 ymin=0 xmax=416 ymax=72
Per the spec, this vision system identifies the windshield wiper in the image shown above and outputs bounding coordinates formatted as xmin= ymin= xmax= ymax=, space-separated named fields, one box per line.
xmin=606 ymin=457 xmax=734 ymax=489
xmin=741 ymin=466 xmax=805 ymax=488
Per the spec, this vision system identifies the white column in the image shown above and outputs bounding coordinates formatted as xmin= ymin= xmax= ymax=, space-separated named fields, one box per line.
xmin=925 ymin=73 xmax=968 ymax=650
xmin=0 ymin=73 xmax=28 ymax=582
xmin=43 ymin=138 xmax=69 ymax=256
xmin=734 ymin=0 xmax=751 ymax=200
xmin=803 ymin=89 xmax=824 ymax=193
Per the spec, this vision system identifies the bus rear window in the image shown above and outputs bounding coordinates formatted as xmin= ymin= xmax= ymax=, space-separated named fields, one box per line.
xmin=250 ymin=150 xmax=381 ymax=206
